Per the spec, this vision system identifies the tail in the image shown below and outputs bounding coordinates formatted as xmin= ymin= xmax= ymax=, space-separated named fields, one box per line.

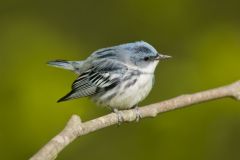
xmin=57 ymin=90 xmax=79 ymax=102
xmin=47 ymin=60 xmax=83 ymax=74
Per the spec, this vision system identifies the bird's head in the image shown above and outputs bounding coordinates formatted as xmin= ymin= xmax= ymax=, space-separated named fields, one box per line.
xmin=119 ymin=41 xmax=171 ymax=72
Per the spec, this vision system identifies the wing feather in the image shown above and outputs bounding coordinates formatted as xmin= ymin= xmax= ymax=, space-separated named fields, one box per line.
xmin=58 ymin=60 xmax=127 ymax=102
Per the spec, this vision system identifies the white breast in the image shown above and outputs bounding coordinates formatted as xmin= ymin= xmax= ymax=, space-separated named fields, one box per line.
xmin=94 ymin=60 xmax=158 ymax=110
xmin=100 ymin=73 xmax=154 ymax=110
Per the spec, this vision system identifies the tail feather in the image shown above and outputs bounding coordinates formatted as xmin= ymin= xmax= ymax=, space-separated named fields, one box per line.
xmin=47 ymin=60 xmax=74 ymax=70
xmin=57 ymin=91 xmax=73 ymax=102
xmin=57 ymin=90 xmax=81 ymax=102
xmin=47 ymin=60 xmax=83 ymax=74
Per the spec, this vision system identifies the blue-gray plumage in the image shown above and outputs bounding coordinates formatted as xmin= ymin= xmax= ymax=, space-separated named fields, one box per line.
xmin=48 ymin=41 xmax=171 ymax=121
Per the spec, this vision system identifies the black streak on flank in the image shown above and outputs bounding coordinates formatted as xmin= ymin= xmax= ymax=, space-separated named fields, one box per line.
xmin=123 ymin=71 xmax=141 ymax=81
xmin=124 ymin=79 xmax=137 ymax=89
xmin=105 ymin=92 xmax=118 ymax=101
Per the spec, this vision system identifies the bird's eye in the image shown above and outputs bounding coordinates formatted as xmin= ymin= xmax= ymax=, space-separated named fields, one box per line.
xmin=144 ymin=57 xmax=150 ymax=61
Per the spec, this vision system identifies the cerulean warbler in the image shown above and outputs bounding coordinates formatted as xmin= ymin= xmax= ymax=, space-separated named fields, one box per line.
xmin=48 ymin=41 xmax=171 ymax=121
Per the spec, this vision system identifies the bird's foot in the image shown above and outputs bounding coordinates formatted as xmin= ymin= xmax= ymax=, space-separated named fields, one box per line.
xmin=113 ymin=109 xmax=124 ymax=125
xmin=133 ymin=106 xmax=142 ymax=122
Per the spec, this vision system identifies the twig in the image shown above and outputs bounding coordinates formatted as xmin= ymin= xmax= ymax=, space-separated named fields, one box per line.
xmin=30 ymin=80 xmax=240 ymax=160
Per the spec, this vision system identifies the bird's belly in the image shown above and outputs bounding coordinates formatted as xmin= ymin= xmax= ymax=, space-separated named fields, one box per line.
xmin=96 ymin=74 xmax=154 ymax=110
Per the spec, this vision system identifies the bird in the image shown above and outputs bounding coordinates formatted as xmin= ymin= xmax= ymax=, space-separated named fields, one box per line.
xmin=47 ymin=41 xmax=171 ymax=122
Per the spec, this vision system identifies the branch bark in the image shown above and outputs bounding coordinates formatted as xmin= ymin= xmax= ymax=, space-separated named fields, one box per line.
xmin=30 ymin=80 xmax=240 ymax=160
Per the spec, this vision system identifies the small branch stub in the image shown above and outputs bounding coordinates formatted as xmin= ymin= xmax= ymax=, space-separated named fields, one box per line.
xmin=231 ymin=81 xmax=240 ymax=100
xmin=30 ymin=80 xmax=240 ymax=160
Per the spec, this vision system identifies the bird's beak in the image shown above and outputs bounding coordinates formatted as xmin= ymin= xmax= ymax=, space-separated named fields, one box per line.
xmin=155 ymin=53 xmax=172 ymax=60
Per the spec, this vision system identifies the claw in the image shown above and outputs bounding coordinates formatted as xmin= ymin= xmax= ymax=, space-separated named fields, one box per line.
xmin=134 ymin=106 xmax=142 ymax=122
xmin=113 ymin=109 xmax=124 ymax=125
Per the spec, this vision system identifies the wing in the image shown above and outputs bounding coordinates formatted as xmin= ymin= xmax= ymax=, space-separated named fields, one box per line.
xmin=57 ymin=59 xmax=127 ymax=102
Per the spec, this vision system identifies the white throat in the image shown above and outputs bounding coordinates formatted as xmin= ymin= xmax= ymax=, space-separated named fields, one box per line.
xmin=139 ymin=60 xmax=159 ymax=74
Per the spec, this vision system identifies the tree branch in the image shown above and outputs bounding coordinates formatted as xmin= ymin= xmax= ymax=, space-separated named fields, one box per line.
xmin=30 ymin=80 xmax=240 ymax=160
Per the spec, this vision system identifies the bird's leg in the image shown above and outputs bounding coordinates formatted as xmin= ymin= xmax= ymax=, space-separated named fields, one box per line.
xmin=132 ymin=105 xmax=142 ymax=122
xmin=113 ymin=108 xmax=124 ymax=125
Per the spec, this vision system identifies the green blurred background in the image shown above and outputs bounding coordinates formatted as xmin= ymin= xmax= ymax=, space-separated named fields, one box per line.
xmin=0 ymin=0 xmax=240 ymax=159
